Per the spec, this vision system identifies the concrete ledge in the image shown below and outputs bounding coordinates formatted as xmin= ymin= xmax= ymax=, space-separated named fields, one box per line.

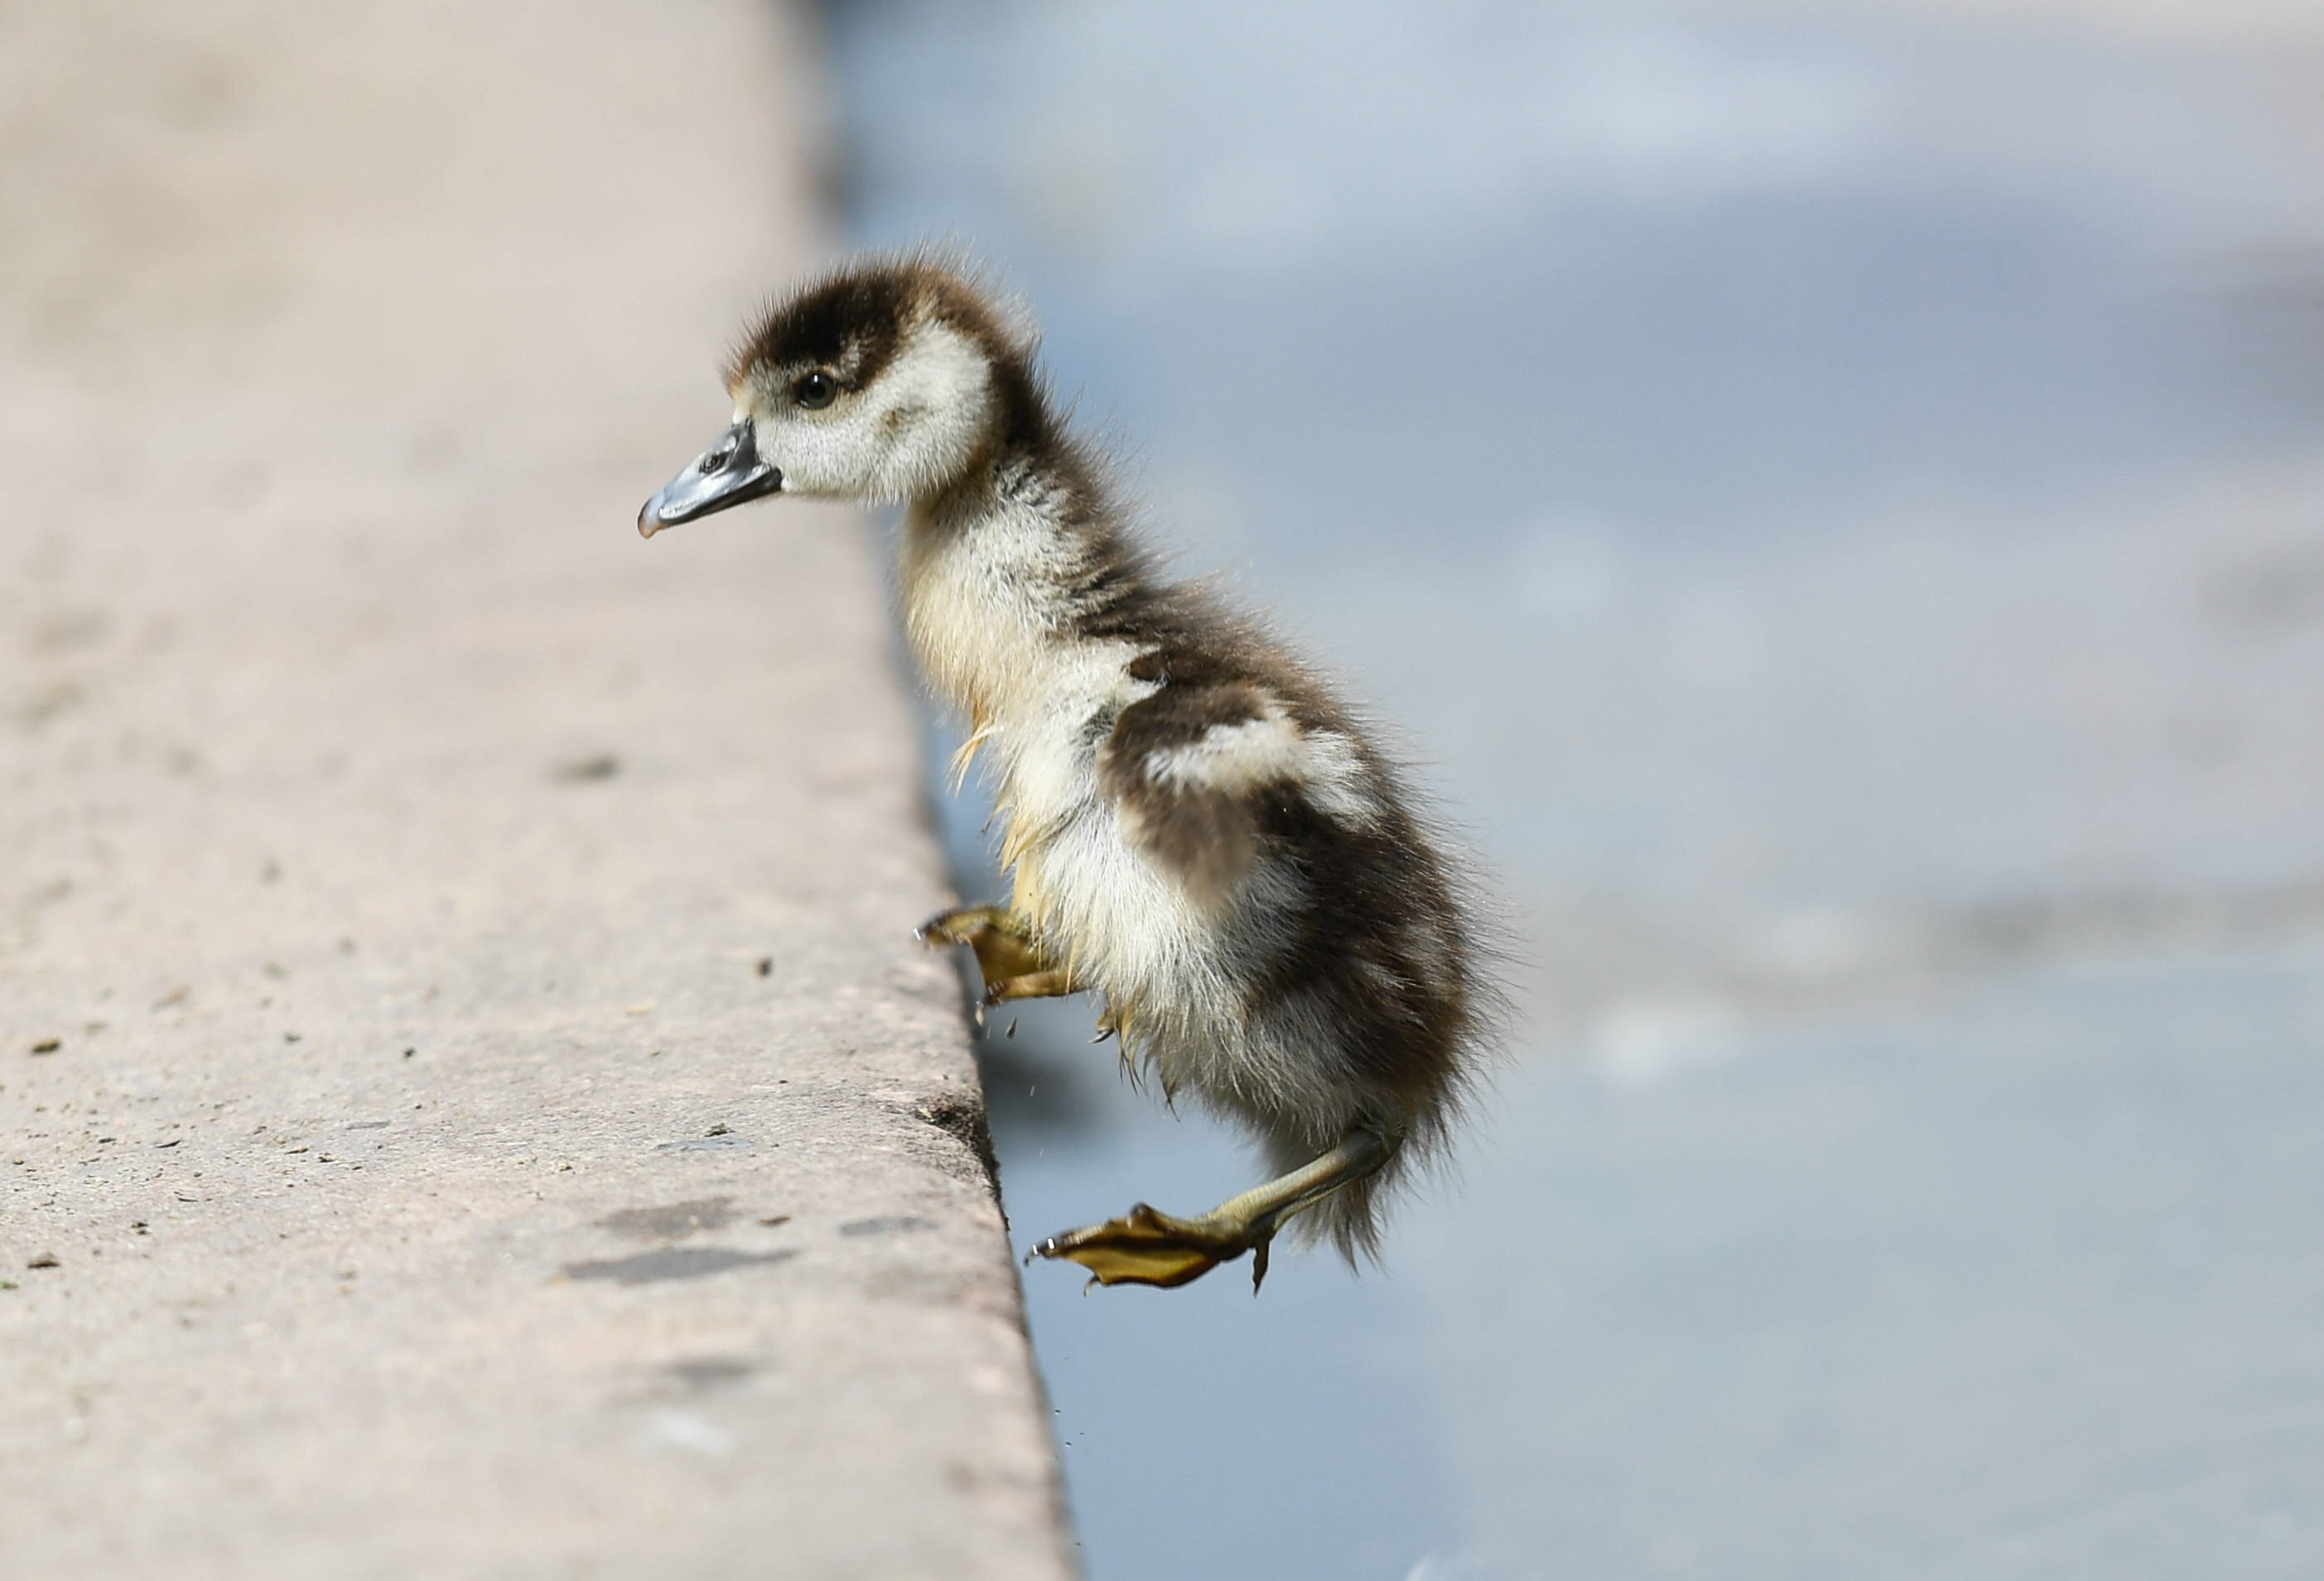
xmin=0 ymin=2 xmax=1073 ymax=1574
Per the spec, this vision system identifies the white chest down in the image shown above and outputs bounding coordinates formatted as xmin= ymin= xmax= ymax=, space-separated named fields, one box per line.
xmin=900 ymin=506 xmax=1175 ymax=964
xmin=993 ymin=665 xmax=1232 ymax=1007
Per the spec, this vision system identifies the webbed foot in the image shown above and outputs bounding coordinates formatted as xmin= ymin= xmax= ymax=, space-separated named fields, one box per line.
xmin=917 ymin=904 xmax=1074 ymax=1001
xmin=1032 ymin=1203 xmax=1275 ymax=1291
xmin=980 ymin=967 xmax=1076 ymax=1006
xmin=1029 ymin=1125 xmax=1401 ymax=1294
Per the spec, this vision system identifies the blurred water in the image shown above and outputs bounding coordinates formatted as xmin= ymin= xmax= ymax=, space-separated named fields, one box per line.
xmin=824 ymin=2 xmax=2324 ymax=1575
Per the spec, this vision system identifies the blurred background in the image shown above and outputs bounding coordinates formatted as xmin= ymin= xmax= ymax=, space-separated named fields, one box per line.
xmin=824 ymin=1 xmax=2324 ymax=1577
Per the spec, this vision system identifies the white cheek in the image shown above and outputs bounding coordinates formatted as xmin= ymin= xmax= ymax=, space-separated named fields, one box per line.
xmin=745 ymin=322 xmax=996 ymax=503
xmin=759 ymin=411 xmax=884 ymax=497
xmin=865 ymin=325 xmax=992 ymax=499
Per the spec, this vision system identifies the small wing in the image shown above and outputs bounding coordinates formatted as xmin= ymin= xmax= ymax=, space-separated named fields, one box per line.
xmin=1098 ymin=681 xmax=1306 ymax=909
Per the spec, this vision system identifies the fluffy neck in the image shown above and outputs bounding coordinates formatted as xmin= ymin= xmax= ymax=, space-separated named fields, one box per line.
xmin=896 ymin=425 xmax=1161 ymax=759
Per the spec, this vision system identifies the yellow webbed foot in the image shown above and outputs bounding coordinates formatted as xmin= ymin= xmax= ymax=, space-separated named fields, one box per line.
xmin=1032 ymin=1204 xmax=1274 ymax=1291
xmin=1029 ymin=1130 xmax=1401 ymax=1294
xmin=917 ymin=904 xmax=1071 ymax=999
xmin=981 ymin=966 xmax=1075 ymax=1007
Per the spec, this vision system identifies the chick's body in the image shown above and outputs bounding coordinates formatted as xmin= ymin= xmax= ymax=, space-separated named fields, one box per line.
xmin=644 ymin=258 xmax=1493 ymax=1284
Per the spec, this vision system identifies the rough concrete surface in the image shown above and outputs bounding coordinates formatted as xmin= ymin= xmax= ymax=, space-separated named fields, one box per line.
xmin=0 ymin=2 xmax=1073 ymax=1576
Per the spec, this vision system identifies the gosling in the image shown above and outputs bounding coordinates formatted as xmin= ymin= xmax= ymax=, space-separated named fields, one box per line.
xmin=640 ymin=257 xmax=1494 ymax=1291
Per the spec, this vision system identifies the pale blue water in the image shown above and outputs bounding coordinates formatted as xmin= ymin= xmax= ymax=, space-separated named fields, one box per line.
xmin=827 ymin=3 xmax=2324 ymax=1575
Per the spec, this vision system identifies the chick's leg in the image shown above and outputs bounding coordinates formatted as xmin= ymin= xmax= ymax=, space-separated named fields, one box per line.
xmin=1033 ymin=1124 xmax=1396 ymax=1292
xmin=917 ymin=904 xmax=1081 ymax=1006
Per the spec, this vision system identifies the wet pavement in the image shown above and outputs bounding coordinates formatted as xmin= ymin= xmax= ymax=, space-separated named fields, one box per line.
xmin=0 ymin=3 xmax=1069 ymax=1575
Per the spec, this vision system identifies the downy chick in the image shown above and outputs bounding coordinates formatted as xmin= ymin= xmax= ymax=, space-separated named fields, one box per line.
xmin=641 ymin=258 xmax=1496 ymax=1290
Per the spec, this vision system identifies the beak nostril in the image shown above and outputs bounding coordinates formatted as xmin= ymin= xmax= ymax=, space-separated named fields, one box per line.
xmin=644 ymin=420 xmax=774 ymax=531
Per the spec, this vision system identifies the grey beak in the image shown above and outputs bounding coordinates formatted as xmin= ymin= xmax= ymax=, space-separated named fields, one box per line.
xmin=638 ymin=420 xmax=783 ymax=538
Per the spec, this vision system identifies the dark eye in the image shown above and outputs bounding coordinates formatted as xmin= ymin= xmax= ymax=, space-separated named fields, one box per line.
xmin=793 ymin=371 xmax=837 ymax=409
